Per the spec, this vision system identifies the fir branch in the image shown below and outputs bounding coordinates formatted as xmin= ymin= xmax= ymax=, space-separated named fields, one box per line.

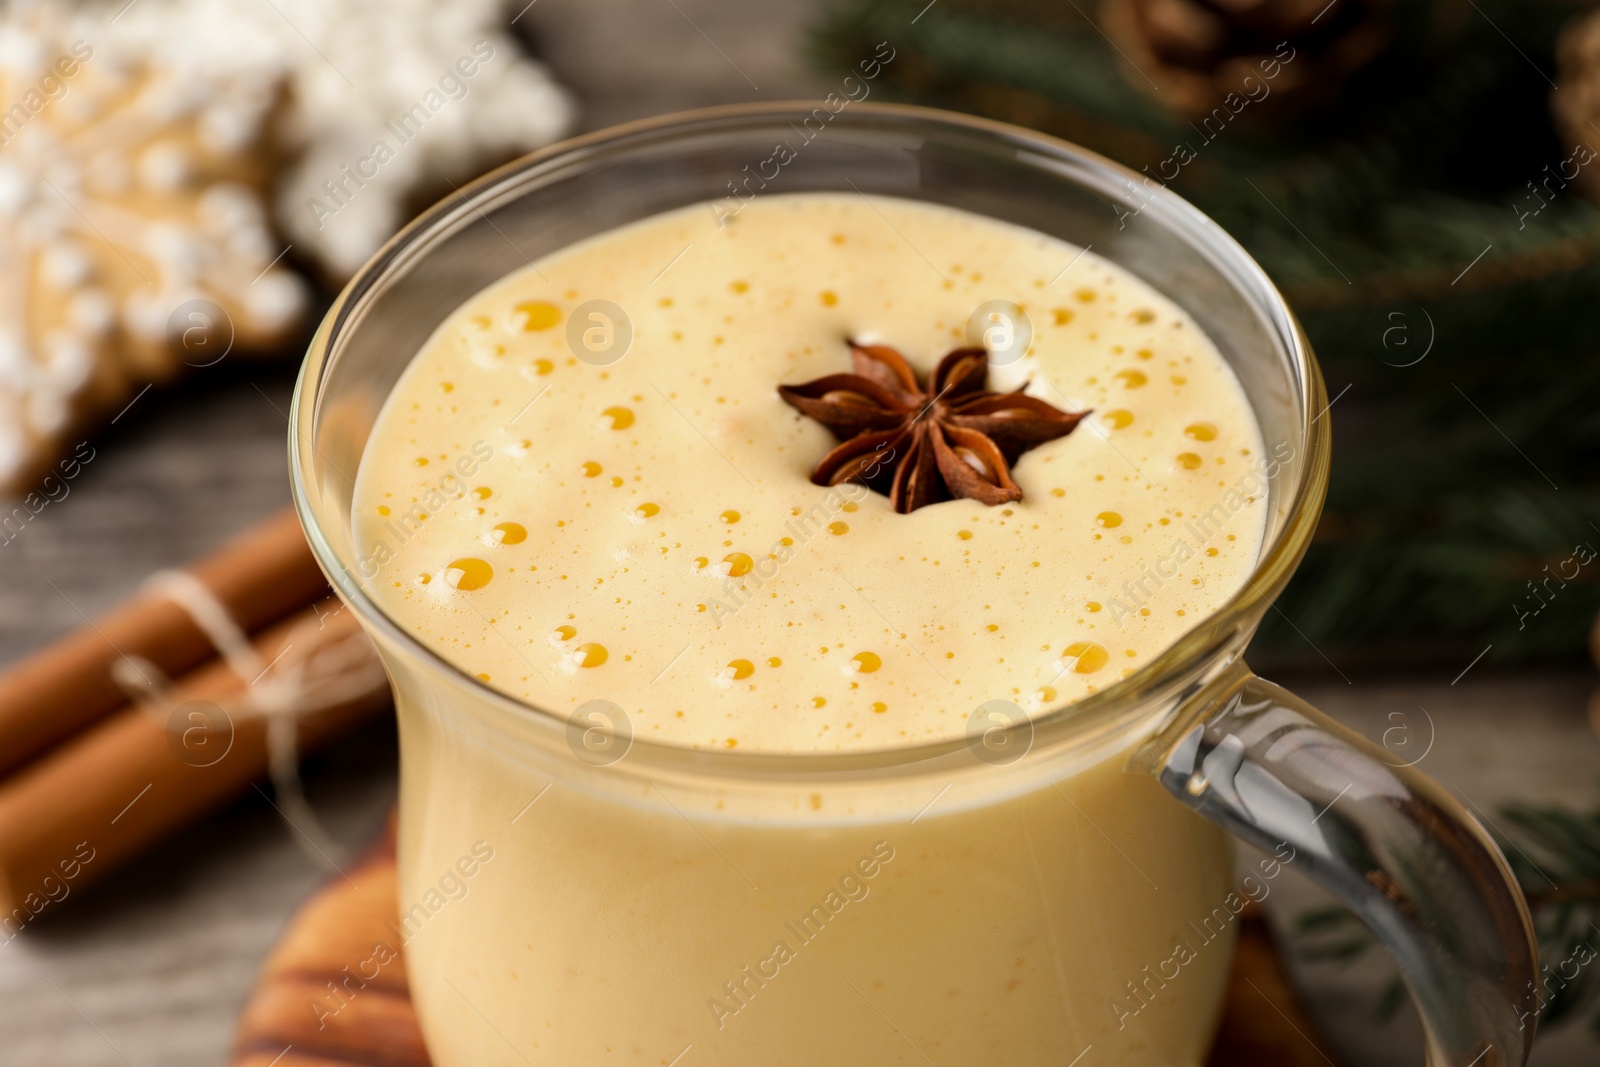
xmin=812 ymin=0 xmax=1600 ymax=306
xmin=812 ymin=0 xmax=1600 ymax=662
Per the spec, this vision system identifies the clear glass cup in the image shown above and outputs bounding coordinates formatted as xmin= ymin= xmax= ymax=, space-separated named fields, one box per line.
xmin=290 ymin=103 xmax=1537 ymax=1066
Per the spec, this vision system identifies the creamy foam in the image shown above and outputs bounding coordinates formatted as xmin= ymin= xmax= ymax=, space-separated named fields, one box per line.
xmin=352 ymin=193 xmax=1269 ymax=753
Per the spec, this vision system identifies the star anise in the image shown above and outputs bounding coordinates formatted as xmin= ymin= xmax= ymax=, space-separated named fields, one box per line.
xmin=778 ymin=341 xmax=1089 ymax=513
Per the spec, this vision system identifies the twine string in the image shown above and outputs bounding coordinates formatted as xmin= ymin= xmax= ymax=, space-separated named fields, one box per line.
xmin=111 ymin=570 xmax=387 ymax=870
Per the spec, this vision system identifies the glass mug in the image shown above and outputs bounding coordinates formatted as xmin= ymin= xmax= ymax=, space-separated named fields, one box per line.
xmin=290 ymin=104 xmax=1537 ymax=1066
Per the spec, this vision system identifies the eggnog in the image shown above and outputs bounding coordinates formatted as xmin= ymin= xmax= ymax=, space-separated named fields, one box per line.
xmin=352 ymin=193 xmax=1274 ymax=1065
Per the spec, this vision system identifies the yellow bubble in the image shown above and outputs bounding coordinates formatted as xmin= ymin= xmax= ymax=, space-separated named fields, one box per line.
xmin=441 ymin=382 xmax=454 ymax=393
xmin=730 ymin=280 xmax=750 ymax=293
xmin=444 ymin=557 xmax=493 ymax=591
xmin=871 ymin=702 xmax=888 ymax=714
xmin=636 ymin=502 xmax=661 ymax=518
xmin=1062 ymin=641 xmax=1109 ymax=674
xmin=720 ymin=510 xmax=741 ymax=524
xmin=841 ymin=501 xmax=859 ymax=513
xmin=473 ymin=486 xmax=492 ymax=500
xmin=1074 ymin=287 xmax=1097 ymax=303
xmin=1052 ymin=308 xmax=1074 ymax=326
xmin=694 ymin=556 xmax=710 ymax=569
xmin=726 ymin=658 xmax=755 ymax=680
xmin=533 ymin=358 xmax=554 ymax=376
xmin=828 ymin=521 xmax=849 ymax=536
xmin=575 ymin=643 xmax=608 ymax=668
xmin=515 ymin=300 xmax=561 ymax=331
xmin=1184 ymin=422 xmax=1218 ymax=441
xmin=414 ymin=457 xmax=429 ymax=467
xmin=767 ymin=657 xmax=783 ymax=668
xmin=723 ymin=552 xmax=753 ymax=577
xmin=1206 ymin=547 xmax=1219 ymax=557
xmin=1096 ymin=511 xmax=1123 ymax=528
xmin=603 ymin=406 xmax=635 ymax=430
xmin=812 ymin=696 xmax=827 ymax=708
xmin=1177 ymin=452 xmax=1203 ymax=470
xmin=851 ymin=651 xmax=882 ymax=673
xmin=1131 ymin=308 xmax=1156 ymax=324
xmin=553 ymin=625 xmax=576 ymax=641
xmin=957 ymin=530 xmax=973 ymax=541
xmin=1086 ymin=602 xmax=1102 ymax=612
xmin=1114 ymin=370 xmax=1148 ymax=388
xmin=610 ymin=476 xmax=624 ymax=487
xmin=582 ymin=461 xmax=603 ymax=477
xmin=1037 ymin=686 xmax=1058 ymax=703
xmin=376 ymin=505 xmax=391 ymax=516
xmin=491 ymin=522 xmax=526 ymax=545
xmin=1050 ymin=488 xmax=1066 ymax=497
xmin=1104 ymin=409 xmax=1134 ymax=429
xmin=820 ymin=290 xmax=839 ymax=307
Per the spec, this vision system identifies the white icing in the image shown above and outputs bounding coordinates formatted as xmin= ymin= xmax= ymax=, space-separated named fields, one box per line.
xmin=142 ymin=80 xmax=198 ymax=125
xmin=142 ymin=222 xmax=200 ymax=275
xmin=244 ymin=270 xmax=307 ymax=329
xmin=0 ymin=164 xmax=30 ymax=218
xmin=0 ymin=420 xmax=26 ymax=477
xmin=42 ymin=331 xmax=93 ymax=392
xmin=0 ymin=28 xmax=47 ymax=74
xmin=228 ymin=221 xmax=275 ymax=265
xmin=0 ymin=333 xmax=30 ymax=386
xmin=26 ymin=386 xmax=69 ymax=434
xmin=137 ymin=140 xmax=191 ymax=192
xmin=105 ymin=0 xmax=576 ymax=279
xmin=68 ymin=290 xmax=114 ymax=336
xmin=39 ymin=241 xmax=92 ymax=290
xmin=121 ymin=290 xmax=170 ymax=341
xmin=196 ymin=182 xmax=261 ymax=231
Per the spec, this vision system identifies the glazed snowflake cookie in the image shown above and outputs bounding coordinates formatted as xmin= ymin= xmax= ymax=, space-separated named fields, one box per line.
xmin=111 ymin=0 xmax=577 ymax=280
xmin=0 ymin=3 xmax=307 ymax=492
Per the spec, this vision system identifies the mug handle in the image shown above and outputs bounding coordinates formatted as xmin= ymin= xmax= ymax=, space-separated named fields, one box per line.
xmin=1138 ymin=660 xmax=1539 ymax=1067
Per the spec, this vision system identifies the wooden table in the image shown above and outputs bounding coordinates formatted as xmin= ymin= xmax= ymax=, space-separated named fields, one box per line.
xmin=1 ymin=2 xmax=1596 ymax=1064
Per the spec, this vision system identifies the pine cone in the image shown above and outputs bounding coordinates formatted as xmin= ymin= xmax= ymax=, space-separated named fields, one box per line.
xmin=1552 ymin=9 xmax=1600 ymax=205
xmin=1101 ymin=0 xmax=1400 ymax=119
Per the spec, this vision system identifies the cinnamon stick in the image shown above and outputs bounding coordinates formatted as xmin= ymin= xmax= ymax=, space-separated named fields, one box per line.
xmin=0 ymin=507 xmax=329 ymax=776
xmin=0 ymin=599 xmax=387 ymax=923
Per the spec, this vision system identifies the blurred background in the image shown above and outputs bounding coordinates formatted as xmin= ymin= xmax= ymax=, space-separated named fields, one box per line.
xmin=1 ymin=0 xmax=1598 ymax=1064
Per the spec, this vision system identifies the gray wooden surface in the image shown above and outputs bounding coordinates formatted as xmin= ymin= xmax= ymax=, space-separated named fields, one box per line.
xmin=1 ymin=3 xmax=1597 ymax=1065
